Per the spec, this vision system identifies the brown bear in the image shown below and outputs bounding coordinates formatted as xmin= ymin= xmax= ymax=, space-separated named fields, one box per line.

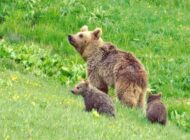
xmin=71 ymin=80 xmax=115 ymax=117
xmin=146 ymin=93 xmax=167 ymax=125
xmin=68 ymin=25 xmax=148 ymax=109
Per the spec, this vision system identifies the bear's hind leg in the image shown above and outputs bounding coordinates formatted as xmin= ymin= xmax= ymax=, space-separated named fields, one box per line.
xmin=137 ymin=91 xmax=145 ymax=109
xmin=116 ymin=83 xmax=139 ymax=108
xmin=121 ymin=92 xmax=139 ymax=108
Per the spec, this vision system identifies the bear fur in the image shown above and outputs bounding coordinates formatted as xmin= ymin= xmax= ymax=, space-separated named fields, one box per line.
xmin=68 ymin=26 xmax=148 ymax=109
xmin=71 ymin=80 xmax=115 ymax=117
xmin=146 ymin=93 xmax=167 ymax=125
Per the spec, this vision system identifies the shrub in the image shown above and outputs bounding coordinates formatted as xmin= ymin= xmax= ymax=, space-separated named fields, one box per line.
xmin=0 ymin=39 xmax=86 ymax=86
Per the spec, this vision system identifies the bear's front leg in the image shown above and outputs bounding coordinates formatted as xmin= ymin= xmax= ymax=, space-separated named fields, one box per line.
xmin=88 ymin=72 xmax=108 ymax=94
xmin=85 ymin=106 xmax=93 ymax=112
xmin=98 ymin=82 xmax=108 ymax=94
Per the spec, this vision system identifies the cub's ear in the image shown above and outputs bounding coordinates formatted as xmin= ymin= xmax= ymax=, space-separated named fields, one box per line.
xmin=92 ymin=28 xmax=102 ymax=39
xmin=80 ymin=25 xmax=88 ymax=32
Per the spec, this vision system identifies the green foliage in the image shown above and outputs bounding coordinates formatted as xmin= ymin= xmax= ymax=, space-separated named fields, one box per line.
xmin=0 ymin=40 xmax=85 ymax=85
xmin=147 ymin=0 xmax=190 ymax=8
xmin=167 ymin=100 xmax=190 ymax=132
xmin=170 ymin=110 xmax=190 ymax=132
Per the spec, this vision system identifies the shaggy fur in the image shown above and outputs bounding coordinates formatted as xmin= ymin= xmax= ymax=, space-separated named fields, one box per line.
xmin=71 ymin=80 xmax=115 ymax=117
xmin=146 ymin=93 xmax=167 ymax=125
xmin=68 ymin=26 xmax=148 ymax=109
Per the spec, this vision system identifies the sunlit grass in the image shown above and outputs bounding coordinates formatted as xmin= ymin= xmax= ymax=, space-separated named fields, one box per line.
xmin=0 ymin=71 xmax=189 ymax=140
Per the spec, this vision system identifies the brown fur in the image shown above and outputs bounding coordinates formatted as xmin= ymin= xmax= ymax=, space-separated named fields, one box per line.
xmin=146 ymin=93 xmax=167 ymax=125
xmin=68 ymin=26 xmax=148 ymax=109
xmin=71 ymin=80 xmax=115 ymax=116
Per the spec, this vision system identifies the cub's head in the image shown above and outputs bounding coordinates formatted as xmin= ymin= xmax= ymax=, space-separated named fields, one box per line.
xmin=100 ymin=43 xmax=116 ymax=52
xmin=71 ymin=80 xmax=89 ymax=96
xmin=68 ymin=25 xmax=103 ymax=60
xmin=147 ymin=93 xmax=161 ymax=103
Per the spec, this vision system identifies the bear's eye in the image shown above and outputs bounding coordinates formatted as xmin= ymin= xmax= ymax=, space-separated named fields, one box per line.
xmin=76 ymin=86 xmax=80 ymax=89
xmin=79 ymin=34 xmax=83 ymax=38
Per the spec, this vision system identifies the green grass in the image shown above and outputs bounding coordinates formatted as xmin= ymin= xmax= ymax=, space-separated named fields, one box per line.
xmin=0 ymin=0 xmax=190 ymax=139
xmin=0 ymin=70 xmax=189 ymax=140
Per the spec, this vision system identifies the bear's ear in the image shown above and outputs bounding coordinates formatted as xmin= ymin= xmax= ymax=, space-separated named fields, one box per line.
xmin=85 ymin=81 xmax=89 ymax=87
xmin=83 ymin=79 xmax=89 ymax=86
xmin=80 ymin=25 xmax=88 ymax=32
xmin=92 ymin=28 xmax=102 ymax=39
xmin=157 ymin=93 xmax=162 ymax=97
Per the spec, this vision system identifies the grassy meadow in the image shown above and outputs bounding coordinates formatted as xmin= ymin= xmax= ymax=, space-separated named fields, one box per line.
xmin=0 ymin=0 xmax=190 ymax=139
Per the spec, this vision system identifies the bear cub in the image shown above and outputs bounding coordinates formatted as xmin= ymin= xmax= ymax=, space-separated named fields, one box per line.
xmin=146 ymin=93 xmax=167 ymax=125
xmin=71 ymin=80 xmax=115 ymax=117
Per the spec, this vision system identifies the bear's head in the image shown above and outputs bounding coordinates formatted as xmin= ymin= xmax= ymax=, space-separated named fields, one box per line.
xmin=71 ymin=80 xmax=89 ymax=96
xmin=68 ymin=25 xmax=103 ymax=60
xmin=147 ymin=93 xmax=161 ymax=103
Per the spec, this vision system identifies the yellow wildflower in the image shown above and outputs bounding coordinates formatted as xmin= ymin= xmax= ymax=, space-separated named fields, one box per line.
xmin=92 ymin=110 xmax=100 ymax=118
xmin=11 ymin=76 xmax=18 ymax=81
xmin=12 ymin=94 xmax=19 ymax=101
xmin=4 ymin=135 xmax=10 ymax=140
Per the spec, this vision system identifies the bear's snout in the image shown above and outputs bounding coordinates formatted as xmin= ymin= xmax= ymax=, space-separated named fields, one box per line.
xmin=70 ymin=89 xmax=75 ymax=94
xmin=68 ymin=35 xmax=73 ymax=42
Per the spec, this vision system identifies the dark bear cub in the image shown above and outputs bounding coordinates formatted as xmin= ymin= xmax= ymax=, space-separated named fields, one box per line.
xmin=71 ymin=80 xmax=115 ymax=117
xmin=146 ymin=93 xmax=167 ymax=125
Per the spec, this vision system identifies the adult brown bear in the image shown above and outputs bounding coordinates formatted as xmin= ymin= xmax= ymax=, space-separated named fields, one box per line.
xmin=68 ymin=26 xmax=148 ymax=109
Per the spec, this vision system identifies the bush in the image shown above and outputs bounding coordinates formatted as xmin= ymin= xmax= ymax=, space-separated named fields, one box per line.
xmin=0 ymin=39 xmax=86 ymax=85
xmin=169 ymin=110 xmax=190 ymax=132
